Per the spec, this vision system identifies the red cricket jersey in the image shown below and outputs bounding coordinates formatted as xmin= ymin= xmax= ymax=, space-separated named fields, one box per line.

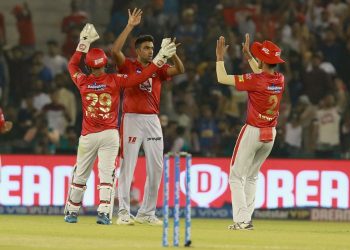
xmin=234 ymin=72 xmax=284 ymax=128
xmin=0 ymin=107 xmax=5 ymax=128
xmin=118 ymin=58 xmax=170 ymax=114
xmin=68 ymin=52 xmax=159 ymax=135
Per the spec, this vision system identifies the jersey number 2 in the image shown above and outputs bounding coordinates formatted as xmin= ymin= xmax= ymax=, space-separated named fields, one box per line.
xmin=266 ymin=95 xmax=278 ymax=115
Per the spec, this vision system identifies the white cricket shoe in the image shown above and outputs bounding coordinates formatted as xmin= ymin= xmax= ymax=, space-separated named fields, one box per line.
xmin=135 ymin=214 xmax=163 ymax=226
xmin=228 ymin=221 xmax=254 ymax=230
xmin=116 ymin=210 xmax=135 ymax=225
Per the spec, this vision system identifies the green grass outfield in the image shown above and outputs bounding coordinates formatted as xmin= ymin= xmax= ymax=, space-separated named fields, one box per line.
xmin=0 ymin=215 xmax=349 ymax=250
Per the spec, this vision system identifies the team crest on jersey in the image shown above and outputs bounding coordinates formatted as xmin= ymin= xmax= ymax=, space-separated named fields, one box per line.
xmin=238 ymin=75 xmax=244 ymax=82
xmin=136 ymin=68 xmax=142 ymax=74
xmin=87 ymin=82 xmax=107 ymax=91
xmin=267 ymin=84 xmax=282 ymax=93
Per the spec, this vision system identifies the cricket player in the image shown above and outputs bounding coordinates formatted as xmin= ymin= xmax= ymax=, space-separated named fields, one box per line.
xmin=0 ymin=108 xmax=13 ymax=134
xmin=64 ymin=23 xmax=177 ymax=225
xmin=112 ymin=8 xmax=185 ymax=225
xmin=216 ymin=35 xmax=285 ymax=230
xmin=0 ymin=108 xmax=12 ymax=183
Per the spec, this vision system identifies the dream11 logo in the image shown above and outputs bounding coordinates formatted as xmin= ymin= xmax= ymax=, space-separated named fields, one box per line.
xmin=180 ymin=164 xmax=228 ymax=207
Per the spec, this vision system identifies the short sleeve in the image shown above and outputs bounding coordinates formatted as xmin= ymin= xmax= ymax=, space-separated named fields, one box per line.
xmin=234 ymin=73 xmax=259 ymax=91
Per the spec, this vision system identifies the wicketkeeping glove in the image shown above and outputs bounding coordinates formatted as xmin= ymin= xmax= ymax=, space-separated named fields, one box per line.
xmin=76 ymin=23 xmax=100 ymax=53
xmin=160 ymin=38 xmax=171 ymax=48
xmin=152 ymin=40 xmax=176 ymax=67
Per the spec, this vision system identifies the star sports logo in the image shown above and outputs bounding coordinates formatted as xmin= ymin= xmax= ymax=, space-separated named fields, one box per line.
xmin=87 ymin=82 xmax=107 ymax=91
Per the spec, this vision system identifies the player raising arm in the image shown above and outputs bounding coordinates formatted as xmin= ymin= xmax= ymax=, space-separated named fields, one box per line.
xmin=111 ymin=8 xmax=185 ymax=226
xmin=216 ymin=36 xmax=285 ymax=230
xmin=64 ymin=23 xmax=176 ymax=225
xmin=112 ymin=8 xmax=184 ymax=76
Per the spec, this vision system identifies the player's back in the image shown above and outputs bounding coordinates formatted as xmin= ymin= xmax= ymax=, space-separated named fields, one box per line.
xmin=244 ymin=72 xmax=284 ymax=128
xmin=77 ymin=73 xmax=121 ymax=135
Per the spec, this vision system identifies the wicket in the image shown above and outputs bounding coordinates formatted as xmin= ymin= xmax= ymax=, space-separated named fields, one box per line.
xmin=162 ymin=152 xmax=192 ymax=247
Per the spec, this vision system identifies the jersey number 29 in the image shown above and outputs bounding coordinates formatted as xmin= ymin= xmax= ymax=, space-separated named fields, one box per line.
xmin=86 ymin=93 xmax=112 ymax=118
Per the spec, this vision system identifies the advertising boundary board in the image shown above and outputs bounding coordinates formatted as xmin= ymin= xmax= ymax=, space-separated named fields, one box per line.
xmin=1 ymin=206 xmax=350 ymax=221
xmin=1 ymin=155 xmax=350 ymax=210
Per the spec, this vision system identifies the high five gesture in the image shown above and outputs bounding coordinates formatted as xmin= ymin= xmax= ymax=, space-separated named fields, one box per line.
xmin=127 ymin=8 xmax=143 ymax=27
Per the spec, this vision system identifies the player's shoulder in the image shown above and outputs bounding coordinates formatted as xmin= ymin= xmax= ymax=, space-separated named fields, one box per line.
xmin=118 ymin=57 xmax=137 ymax=70
xmin=124 ymin=57 xmax=138 ymax=65
xmin=274 ymin=71 xmax=284 ymax=80
xmin=72 ymin=72 xmax=87 ymax=83
xmin=260 ymin=71 xmax=284 ymax=81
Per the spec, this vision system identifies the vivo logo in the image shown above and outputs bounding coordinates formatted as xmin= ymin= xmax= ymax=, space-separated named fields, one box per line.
xmin=180 ymin=164 xmax=228 ymax=207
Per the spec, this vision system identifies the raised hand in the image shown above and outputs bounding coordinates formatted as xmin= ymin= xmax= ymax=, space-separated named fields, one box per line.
xmin=77 ymin=23 xmax=100 ymax=53
xmin=1 ymin=121 xmax=13 ymax=134
xmin=161 ymin=38 xmax=171 ymax=48
xmin=128 ymin=8 xmax=142 ymax=27
xmin=242 ymin=33 xmax=252 ymax=60
xmin=172 ymin=37 xmax=181 ymax=48
xmin=160 ymin=38 xmax=181 ymax=58
xmin=153 ymin=42 xmax=177 ymax=67
xmin=80 ymin=23 xmax=99 ymax=43
xmin=216 ymin=36 xmax=229 ymax=61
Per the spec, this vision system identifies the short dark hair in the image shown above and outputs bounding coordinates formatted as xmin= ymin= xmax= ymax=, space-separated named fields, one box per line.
xmin=135 ymin=35 xmax=154 ymax=48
